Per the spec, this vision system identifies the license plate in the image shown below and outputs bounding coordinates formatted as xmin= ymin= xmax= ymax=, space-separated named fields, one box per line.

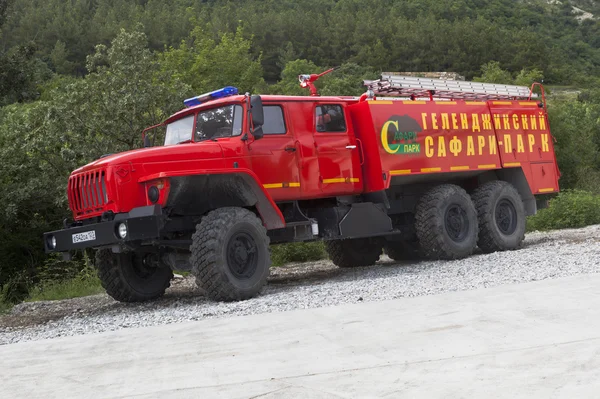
xmin=72 ymin=230 xmax=96 ymax=244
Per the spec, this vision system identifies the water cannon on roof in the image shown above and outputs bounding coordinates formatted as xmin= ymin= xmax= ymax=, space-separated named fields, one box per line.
xmin=298 ymin=67 xmax=339 ymax=96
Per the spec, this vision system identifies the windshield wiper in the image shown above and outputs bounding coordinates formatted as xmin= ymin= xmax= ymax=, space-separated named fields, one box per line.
xmin=177 ymin=139 xmax=193 ymax=145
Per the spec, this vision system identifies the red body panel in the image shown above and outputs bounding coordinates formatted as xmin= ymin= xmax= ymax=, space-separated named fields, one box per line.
xmin=67 ymin=94 xmax=559 ymax=226
xmin=345 ymin=99 xmax=558 ymax=195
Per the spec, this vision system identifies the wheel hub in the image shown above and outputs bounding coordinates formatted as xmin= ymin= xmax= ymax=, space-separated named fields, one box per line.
xmin=131 ymin=253 xmax=160 ymax=280
xmin=495 ymin=199 xmax=517 ymax=235
xmin=444 ymin=204 xmax=469 ymax=242
xmin=227 ymin=232 xmax=258 ymax=279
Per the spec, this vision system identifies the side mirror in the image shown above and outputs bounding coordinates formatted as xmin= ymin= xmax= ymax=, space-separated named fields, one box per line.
xmin=250 ymin=94 xmax=264 ymax=127
xmin=143 ymin=134 xmax=152 ymax=148
xmin=253 ymin=125 xmax=264 ymax=140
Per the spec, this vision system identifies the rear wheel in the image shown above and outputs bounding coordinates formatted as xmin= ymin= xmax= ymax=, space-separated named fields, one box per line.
xmin=325 ymin=238 xmax=382 ymax=268
xmin=415 ymin=184 xmax=478 ymax=260
xmin=95 ymin=250 xmax=173 ymax=302
xmin=190 ymin=207 xmax=270 ymax=302
xmin=472 ymin=181 xmax=525 ymax=253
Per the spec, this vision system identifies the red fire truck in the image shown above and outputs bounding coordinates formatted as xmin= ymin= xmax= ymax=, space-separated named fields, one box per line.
xmin=44 ymin=72 xmax=559 ymax=302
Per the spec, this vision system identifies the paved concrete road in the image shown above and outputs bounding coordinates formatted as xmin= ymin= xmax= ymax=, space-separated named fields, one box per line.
xmin=2 ymin=274 xmax=600 ymax=399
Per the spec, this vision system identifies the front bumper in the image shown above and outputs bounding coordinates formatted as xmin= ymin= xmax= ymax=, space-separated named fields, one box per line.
xmin=44 ymin=205 xmax=164 ymax=253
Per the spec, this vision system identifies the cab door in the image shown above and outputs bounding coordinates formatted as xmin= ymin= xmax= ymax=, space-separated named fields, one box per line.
xmin=247 ymin=104 xmax=302 ymax=201
xmin=313 ymin=103 xmax=363 ymax=195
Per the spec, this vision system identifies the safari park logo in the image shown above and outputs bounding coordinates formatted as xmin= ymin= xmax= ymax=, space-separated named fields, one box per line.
xmin=380 ymin=115 xmax=423 ymax=155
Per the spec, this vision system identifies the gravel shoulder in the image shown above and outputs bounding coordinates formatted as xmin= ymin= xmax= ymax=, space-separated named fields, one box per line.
xmin=2 ymin=225 xmax=600 ymax=345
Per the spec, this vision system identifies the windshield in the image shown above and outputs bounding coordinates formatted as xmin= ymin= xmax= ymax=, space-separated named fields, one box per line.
xmin=164 ymin=115 xmax=194 ymax=145
xmin=195 ymin=105 xmax=243 ymax=141
xmin=163 ymin=105 xmax=244 ymax=145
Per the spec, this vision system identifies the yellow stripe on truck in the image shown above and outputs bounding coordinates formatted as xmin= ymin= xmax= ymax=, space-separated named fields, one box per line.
xmin=322 ymin=177 xmax=360 ymax=184
xmin=264 ymin=182 xmax=301 ymax=189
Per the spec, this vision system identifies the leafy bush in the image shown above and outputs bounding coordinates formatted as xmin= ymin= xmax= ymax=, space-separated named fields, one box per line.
xmin=36 ymin=251 xmax=94 ymax=283
xmin=527 ymin=190 xmax=600 ymax=231
xmin=0 ymin=251 xmax=95 ymax=307
xmin=0 ymin=271 xmax=31 ymax=305
xmin=271 ymin=242 xmax=327 ymax=266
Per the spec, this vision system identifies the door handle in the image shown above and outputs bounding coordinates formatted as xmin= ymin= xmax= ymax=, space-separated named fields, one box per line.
xmin=346 ymin=145 xmax=357 ymax=149
xmin=284 ymin=146 xmax=296 ymax=152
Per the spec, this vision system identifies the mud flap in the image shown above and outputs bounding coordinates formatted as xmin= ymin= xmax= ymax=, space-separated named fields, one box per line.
xmin=339 ymin=203 xmax=393 ymax=239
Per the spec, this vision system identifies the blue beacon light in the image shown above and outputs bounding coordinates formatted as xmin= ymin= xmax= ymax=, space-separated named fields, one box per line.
xmin=183 ymin=86 xmax=239 ymax=107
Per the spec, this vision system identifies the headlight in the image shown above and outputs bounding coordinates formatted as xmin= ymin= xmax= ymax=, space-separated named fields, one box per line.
xmin=47 ymin=235 xmax=57 ymax=249
xmin=148 ymin=186 xmax=160 ymax=203
xmin=117 ymin=223 xmax=128 ymax=239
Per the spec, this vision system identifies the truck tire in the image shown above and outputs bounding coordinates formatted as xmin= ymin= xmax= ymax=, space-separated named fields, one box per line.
xmin=415 ymin=184 xmax=478 ymax=260
xmin=325 ymin=238 xmax=382 ymax=268
xmin=472 ymin=181 xmax=526 ymax=253
xmin=384 ymin=239 xmax=421 ymax=261
xmin=95 ymin=249 xmax=173 ymax=302
xmin=190 ymin=207 xmax=270 ymax=302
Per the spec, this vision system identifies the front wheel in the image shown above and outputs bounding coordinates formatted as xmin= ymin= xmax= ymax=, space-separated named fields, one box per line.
xmin=190 ymin=207 xmax=271 ymax=302
xmin=95 ymin=250 xmax=173 ymax=302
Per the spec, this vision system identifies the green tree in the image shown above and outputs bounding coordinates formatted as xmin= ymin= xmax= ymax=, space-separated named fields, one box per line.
xmin=161 ymin=27 xmax=265 ymax=95
xmin=474 ymin=61 xmax=514 ymax=84
xmin=0 ymin=0 xmax=8 ymax=36
xmin=0 ymin=43 xmax=51 ymax=105
xmin=50 ymin=40 xmax=76 ymax=75
xmin=69 ymin=28 xmax=190 ymax=153
xmin=514 ymin=68 xmax=544 ymax=87
xmin=319 ymin=63 xmax=379 ymax=96
xmin=0 ymin=28 xmax=191 ymax=300
xmin=548 ymin=90 xmax=600 ymax=192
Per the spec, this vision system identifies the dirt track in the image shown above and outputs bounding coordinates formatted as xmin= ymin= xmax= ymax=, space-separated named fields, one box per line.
xmin=2 ymin=225 xmax=600 ymax=344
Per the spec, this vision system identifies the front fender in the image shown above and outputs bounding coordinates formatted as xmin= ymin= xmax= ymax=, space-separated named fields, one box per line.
xmin=139 ymin=169 xmax=285 ymax=230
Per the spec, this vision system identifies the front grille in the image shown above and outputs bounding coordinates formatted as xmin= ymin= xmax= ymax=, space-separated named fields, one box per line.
xmin=68 ymin=170 xmax=109 ymax=215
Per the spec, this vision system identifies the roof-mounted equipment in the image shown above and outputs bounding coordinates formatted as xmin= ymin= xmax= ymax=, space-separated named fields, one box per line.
xmin=364 ymin=74 xmax=539 ymax=101
xmin=183 ymin=86 xmax=239 ymax=107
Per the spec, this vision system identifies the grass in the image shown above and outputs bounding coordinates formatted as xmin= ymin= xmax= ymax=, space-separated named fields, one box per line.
xmin=25 ymin=274 xmax=104 ymax=302
xmin=271 ymin=241 xmax=328 ymax=266
xmin=0 ymin=300 xmax=13 ymax=315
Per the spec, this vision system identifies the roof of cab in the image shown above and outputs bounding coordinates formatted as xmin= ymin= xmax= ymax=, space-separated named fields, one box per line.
xmin=163 ymin=94 xmax=358 ymax=124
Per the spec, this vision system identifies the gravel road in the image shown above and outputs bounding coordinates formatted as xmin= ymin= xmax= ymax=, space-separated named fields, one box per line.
xmin=2 ymin=225 xmax=600 ymax=345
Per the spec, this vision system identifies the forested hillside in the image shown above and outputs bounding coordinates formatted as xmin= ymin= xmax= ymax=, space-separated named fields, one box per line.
xmin=0 ymin=0 xmax=599 ymax=304
xmin=1 ymin=0 xmax=600 ymax=84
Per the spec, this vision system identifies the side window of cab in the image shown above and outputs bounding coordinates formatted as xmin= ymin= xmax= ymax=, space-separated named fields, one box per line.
xmin=315 ymin=104 xmax=346 ymax=132
xmin=262 ymin=105 xmax=287 ymax=135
